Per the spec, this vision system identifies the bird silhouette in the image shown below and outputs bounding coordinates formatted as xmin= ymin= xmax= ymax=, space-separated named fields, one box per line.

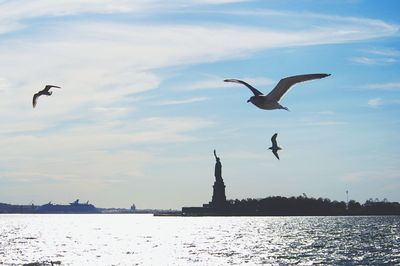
xmin=269 ymin=133 xmax=282 ymax=160
xmin=224 ymin=73 xmax=330 ymax=111
xmin=32 ymin=85 xmax=61 ymax=108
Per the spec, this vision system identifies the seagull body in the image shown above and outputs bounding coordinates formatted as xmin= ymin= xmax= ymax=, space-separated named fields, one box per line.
xmin=269 ymin=133 xmax=282 ymax=160
xmin=224 ymin=73 xmax=330 ymax=111
xmin=33 ymin=85 xmax=61 ymax=108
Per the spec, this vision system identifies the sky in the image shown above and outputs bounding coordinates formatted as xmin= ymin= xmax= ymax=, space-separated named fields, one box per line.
xmin=0 ymin=0 xmax=399 ymax=209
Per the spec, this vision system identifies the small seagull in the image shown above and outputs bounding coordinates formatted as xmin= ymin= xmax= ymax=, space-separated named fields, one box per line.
xmin=269 ymin=133 xmax=282 ymax=160
xmin=224 ymin=73 xmax=330 ymax=111
xmin=32 ymin=85 xmax=61 ymax=108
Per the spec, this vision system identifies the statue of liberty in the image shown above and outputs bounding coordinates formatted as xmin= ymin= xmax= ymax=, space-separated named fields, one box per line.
xmin=214 ymin=149 xmax=222 ymax=183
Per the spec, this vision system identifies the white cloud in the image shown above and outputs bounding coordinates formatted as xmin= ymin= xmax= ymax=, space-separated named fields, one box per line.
xmin=218 ymin=9 xmax=398 ymax=35
xmin=0 ymin=17 xmax=395 ymax=119
xmin=0 ymin=115 xmax=214 ymax=186
xmin=176 ymin=78 xmax=233 ymax=91
xmin=305 ymin=121 xmax=347 ymax=127
xmin=191 ymin=0 xmax=249 ymax=3
xmin=92 ymin=106 xmax=133 ymax=115
xmin=350 ymin=57 xmax=376 ymax=65
xmin=365 ymin=48 xmax=400 ymax=57
xmin=300 ymin=115 xmax=347 ymax=127
xmin=0 ymin=77 xmax=11 ymax=92
xmin=0 ymin=0 xmax=252 ymax=34
xmin=158 ymin=97 xmax=208 ymax=105
xmin=177 ymin=77 xmax=275 ymax=91
xmin=367 ymin=97 xmax=400 ymax=108
xmin=367 ymin=97 xmax=383 ymax=108
xmin=350 ymin=56 xmax=397 ymax=65
xmin=351 ymin=48 xmax=400 ymax=66
xmin=362 ymin=82 xmax=400 ymax=91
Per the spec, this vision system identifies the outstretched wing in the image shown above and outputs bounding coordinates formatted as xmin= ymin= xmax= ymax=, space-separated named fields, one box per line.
xmin=272 ymin=150 xmax=280 ymax=160
xmin=43 ymin=85 xmax=61 ymax=92
xmin=224 ymin=79 xmax=263 ymax=96
xmin=271 ymin=133 xmax=278 ymax=147
xmin=32 ymin=93 xmax=40 ymax=108
xmin=266 ymin=73 xmax=330 ymax=101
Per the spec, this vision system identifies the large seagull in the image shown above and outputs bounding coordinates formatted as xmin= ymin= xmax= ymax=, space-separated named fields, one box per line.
xmin=32 ymin=85 xmax=61 ymax=108
xmin=224 ymin=73 xmax=330 ymax=111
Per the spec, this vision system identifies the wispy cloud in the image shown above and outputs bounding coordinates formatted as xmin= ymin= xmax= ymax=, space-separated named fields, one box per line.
xmin=177 ymin=77 xmax=275 ymax=91
xmin=367 ymin=97 xmax=383 ymax=108
xmin=351 ymin=47 xmax=400 ymax=65
xmin=362 ymin=82 xmax=400 ymax=91
xmin=158 ymin=97 xmax=208 ymax=105
xmin=365 ymin=48 xmax=400 ymax=57
xmin=367 ymin=97 xmax=400 ymax=108
xmin=0 ymin=0 xmax=252 ymax=34
xmin=0 ymin=115 xmax=214 ymax=186
xmin=92 ymin=107 xmax=133 ymax=115
xmin=305 ymin=121 xmax=347 ymax=126
xmin=217 ymin=9 xmax=398 ymax=33
xmin=300 ymin=114 xmax=347 ymax=127
xmin=350 ymin=56 xmax=397 ymax=65
xmin=191 ymin=0 xmax=249 ymax=3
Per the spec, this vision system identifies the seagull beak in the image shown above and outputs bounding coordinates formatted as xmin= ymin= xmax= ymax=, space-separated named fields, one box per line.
xmin=247 ymin=99 xmax=251 ymax=103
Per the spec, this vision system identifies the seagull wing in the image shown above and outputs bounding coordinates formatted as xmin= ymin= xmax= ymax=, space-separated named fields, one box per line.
xmin=272 ymin=150 xmax=280 ymax=160
xmin=224 ymin=79 xmax=263 ymax=96
xmin=266 ymin=73 xmax=330 ymax=101
xmin=32 ymin=92 xmax=40 ymax=108
xmin=271 ymin=133 xmax=278 ymax=147
xmin=44 ymin=85 xmax=61 ymax=92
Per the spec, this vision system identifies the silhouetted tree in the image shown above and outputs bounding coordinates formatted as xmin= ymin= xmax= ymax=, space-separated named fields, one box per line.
xmin=226 ymin=196 xmax=400 ymax=215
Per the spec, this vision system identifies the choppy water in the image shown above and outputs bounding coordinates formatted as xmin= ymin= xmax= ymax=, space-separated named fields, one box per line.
xmin=0 ymin=214 xmax=399 ymax=265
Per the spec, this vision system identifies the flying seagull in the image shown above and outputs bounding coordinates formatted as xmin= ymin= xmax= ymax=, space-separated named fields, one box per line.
xmin=269 ymin=133 xmax=282 ymax=160
xmin=32 ymin=85 xmax=61 ymax=108
xmin=224 ymin=73 xmax=330 ymax=111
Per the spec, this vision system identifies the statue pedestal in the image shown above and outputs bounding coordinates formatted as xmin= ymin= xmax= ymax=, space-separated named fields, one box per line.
xmin=210 ymin=179 xmax=227 ymax=209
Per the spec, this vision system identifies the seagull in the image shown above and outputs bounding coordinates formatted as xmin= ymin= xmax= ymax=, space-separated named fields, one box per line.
xmin=32 ymin=85 xmax=61 ymax=108
xmin=224 ymin=73 xmax=330 ymax=111
xmin=269 ymin=133 xmax=281 ymax=160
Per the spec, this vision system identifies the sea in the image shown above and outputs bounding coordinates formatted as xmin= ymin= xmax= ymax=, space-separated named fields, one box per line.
xmin=0 ymin=214 xmax=399 ymax=265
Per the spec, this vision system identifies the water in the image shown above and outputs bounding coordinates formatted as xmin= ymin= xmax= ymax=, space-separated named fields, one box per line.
xmin=0 ymin=214 xmax=399 ymax=265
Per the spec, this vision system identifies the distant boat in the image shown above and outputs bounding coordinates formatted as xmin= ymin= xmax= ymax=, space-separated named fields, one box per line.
xmin=36 ymin=199 xmax=99 ymax=213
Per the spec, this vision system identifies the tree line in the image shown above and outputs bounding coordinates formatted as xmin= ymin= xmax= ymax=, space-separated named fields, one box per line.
xmin=226 ymin=196 xmax=400 ymax=215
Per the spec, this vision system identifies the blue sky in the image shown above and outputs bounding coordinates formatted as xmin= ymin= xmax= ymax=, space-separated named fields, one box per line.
xmin=0 ymin=0 xmax=399 ymax=209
